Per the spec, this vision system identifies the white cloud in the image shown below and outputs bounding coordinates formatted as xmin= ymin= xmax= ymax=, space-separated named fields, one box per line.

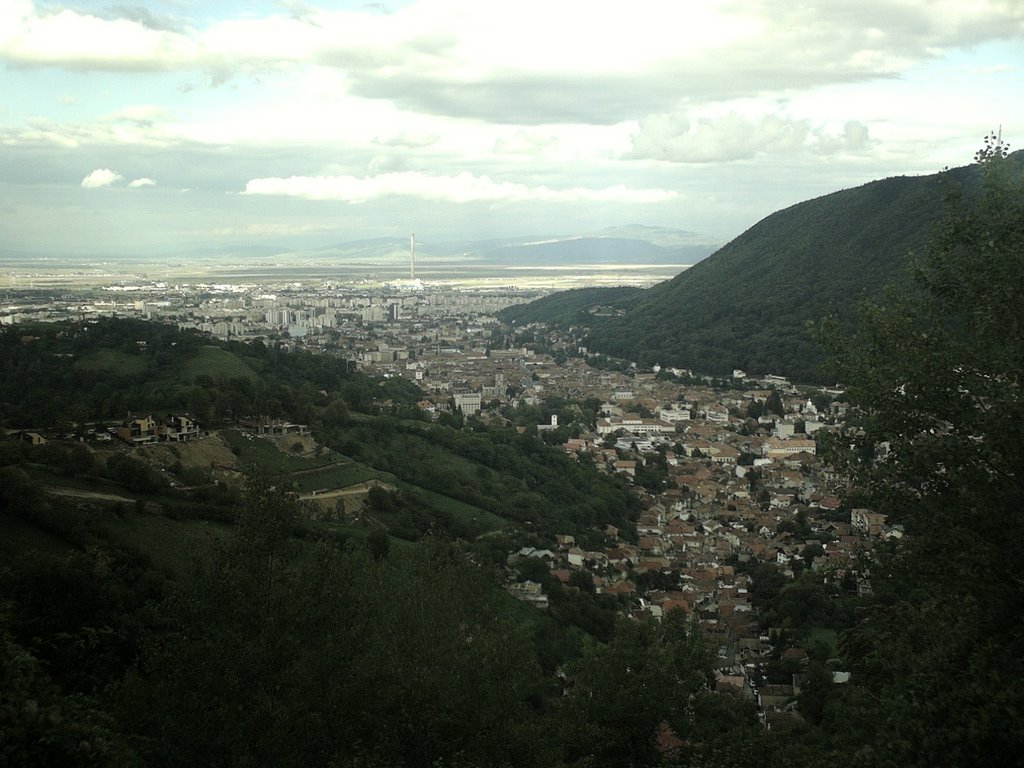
xmin=212 ymin=222 xmax=339 ymax=237
xmin=373 ymin=132 xmax=441 ymax=149
xmin=630 ymin=113 xmax=873 ymax=163
xmin=81 ymin=168 xmax=123 ymax=188
xmin=242 ymin=171 xmax=677 ymax=204
xmin=816 ymin=121 xmax=873 ymax=154
xmin=128 ymin=177 xmax=157 ymax=187
xmin=3 ymin=123 xmax=82 ymax=148
xmin=2 ymin=1 xmax=1022 ymax=125
xmin=1 ymin=106 xmax=180 ymax=149
xmin=109 ymin=105 xmax=173 ymax=125
xmin=0 ymin=3 xmax=196 ymax=70
xmin=493 ymin=131 xmax=560 ymax=157
xmin=302 ymin=1 xmax=1024 ymax=124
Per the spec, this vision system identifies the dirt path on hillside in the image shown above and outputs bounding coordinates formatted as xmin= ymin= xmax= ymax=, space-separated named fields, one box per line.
xmin=298 ymin=479 xmax=394 ymax=518
xmin=47 ymin=487 xmax=136 ymax=504
xmin=297 ymin=478 xmax=393 ymax=502
xmin=285 ymin=461 xmax=353 ymax=478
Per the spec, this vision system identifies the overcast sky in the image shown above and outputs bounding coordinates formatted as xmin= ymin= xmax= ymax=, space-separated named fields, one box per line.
xmin=1 ymin=0 xmax=1022 ymax=256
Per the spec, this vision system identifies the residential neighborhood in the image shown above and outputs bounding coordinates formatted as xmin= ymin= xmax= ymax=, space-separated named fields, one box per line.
xmin=497 ymin=363 xmax=888 ymax=727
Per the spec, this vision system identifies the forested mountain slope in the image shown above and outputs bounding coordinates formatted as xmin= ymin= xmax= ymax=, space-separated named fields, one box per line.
xmin=503 ymin=155 xmax=1023 ymax=380
xmin=499 ymin=286 xmax=644 ymax=327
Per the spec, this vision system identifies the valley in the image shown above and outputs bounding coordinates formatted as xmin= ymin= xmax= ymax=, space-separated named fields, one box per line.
xmin=2 ymin=146 xmax=1022 ymax=767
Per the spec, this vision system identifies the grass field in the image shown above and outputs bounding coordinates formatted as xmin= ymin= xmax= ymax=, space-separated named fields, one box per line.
xmin=0 ymin=512 xmax=74 ymax=560
xmin=317 ymin=520 xmax=416 ymax=550
xmin=178 ymin=346 xmax=260 ymax=383
xmin=27 ymin=466 xmax=140 ymax=500
xmin=99 ymin=514 xmax=234 ymax=575
xmin=352 ymin=427 xmax=496 ymax=492
xmin=74 ymin=349 xmax=149 ymax=376
xmin=415 ymin=488 xmax=508 ymax=535
xmin=220 ymin=430 xmax=335 ymax=475
xmin=0 ymin=500 xmax=232 ymax=577
xmin=288 ymin=462 xmax=385 ymax=493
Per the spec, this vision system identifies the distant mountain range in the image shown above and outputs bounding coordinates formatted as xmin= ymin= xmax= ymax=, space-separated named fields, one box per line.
xmin=0 ymin=225 xmax=720 ymax=270
xmin=302 ymin=226 xmax=722 ymax=267
xmin=499 ymin=152 xmax=1024 ymax=382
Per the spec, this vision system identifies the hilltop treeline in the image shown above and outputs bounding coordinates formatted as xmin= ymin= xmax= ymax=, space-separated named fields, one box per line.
xmin=0 ymin=316 xmax=407 ymax=429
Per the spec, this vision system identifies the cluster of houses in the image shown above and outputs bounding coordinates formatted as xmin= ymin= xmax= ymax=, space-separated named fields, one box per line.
xmin=11 ymin=412 xmax=320 ymax=449
xmin=8 ymin=414 xmax=203 ymax=446
xmin=502 ymin=374 xmax=894 ymax=728
xmin=110 ymin=414 xmax=202 ymax=445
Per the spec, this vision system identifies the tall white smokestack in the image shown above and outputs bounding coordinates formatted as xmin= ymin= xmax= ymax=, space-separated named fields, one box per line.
xmin=410 ymin=233 xmax=416 ymax=280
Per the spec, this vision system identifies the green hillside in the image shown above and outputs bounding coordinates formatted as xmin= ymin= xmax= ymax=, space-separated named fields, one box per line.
xmin=0 ymin=317 xmax=638 ymax=544
xmin=499 ymin=286 xmax=643 ymax=326
xmin=0 ymin=318 xmax=655 ymax=766
xmin=178 ymin=345 xmax=262 ymax=382
xmin=502 ymin=155 xmax=1021 ymax=381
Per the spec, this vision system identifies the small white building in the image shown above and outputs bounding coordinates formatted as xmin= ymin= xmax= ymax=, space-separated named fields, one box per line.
xmin=452 ymin=391 xmax=482 ymax=414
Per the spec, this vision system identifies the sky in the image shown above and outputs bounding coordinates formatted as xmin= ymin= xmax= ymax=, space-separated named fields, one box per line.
xmin=1 ymin=0 xmax=1022 ymax=257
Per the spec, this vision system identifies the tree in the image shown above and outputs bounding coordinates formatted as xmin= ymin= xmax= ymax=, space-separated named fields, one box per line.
xmin=763 ymin=390 xmax=785 ymax=417
xmin=557 ymin=612 xmax=711 ymax=766
xmin=801 ymin=542 xmax=825 ymax=569
xmin=0 ymin=465 xmax=44 ymax=515
xmin=568 ymin=569 xmax=595 ymax=593
xmin=0 ymin=624 xmax=135 ymax=767
xmin=819 ymin=139 xmax=1024 ymax=766
xmin=746 ymin=399 xmax=765 ymax=419
xmin=366 ymin=526 xmax=391 ymax=561
xmin=321 ymin=397 xmax=350 ymax=427
xmin=822 ymin=140 xmax=1024 ymax=595
xmin=122 ymin=480 xmax=551 ymax=768
xmin=105 ymin=453 xmax=166 ymax=494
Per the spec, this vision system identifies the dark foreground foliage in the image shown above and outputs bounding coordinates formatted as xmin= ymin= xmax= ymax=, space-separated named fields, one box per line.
xmin=813 ymin=134 xmax=1024 ymax=766
xmin=1 ymin=481 xmax=721 ymax=768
